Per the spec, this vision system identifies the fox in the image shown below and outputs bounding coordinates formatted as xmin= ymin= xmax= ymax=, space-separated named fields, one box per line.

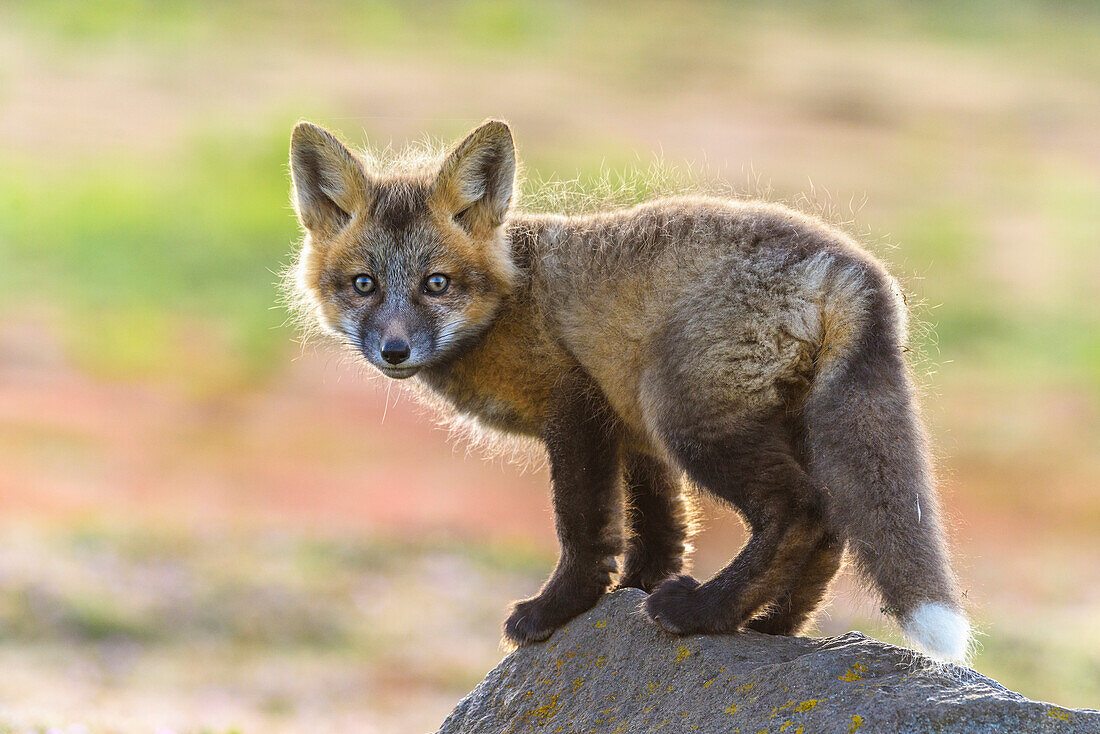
xmin=285 ymin=118 xmax=972 ymax=662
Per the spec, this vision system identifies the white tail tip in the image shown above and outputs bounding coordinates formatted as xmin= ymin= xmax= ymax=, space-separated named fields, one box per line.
xmin=902 ymin=602 xmax=972 ymax=663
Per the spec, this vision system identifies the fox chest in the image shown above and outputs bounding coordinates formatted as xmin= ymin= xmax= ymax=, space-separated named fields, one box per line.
xmin=421 ymin=352 xmax=558 ymax=438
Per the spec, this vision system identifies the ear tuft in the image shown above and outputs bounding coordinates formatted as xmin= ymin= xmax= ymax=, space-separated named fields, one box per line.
xmin=434 ymin=119 xmax=516 ymax=232
xmin=290 ymin=121 xmax=370 ymax=236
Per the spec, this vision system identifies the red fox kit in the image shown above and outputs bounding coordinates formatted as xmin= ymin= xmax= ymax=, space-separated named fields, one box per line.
xmin=286 ymin=119 xmax=972 ymax=662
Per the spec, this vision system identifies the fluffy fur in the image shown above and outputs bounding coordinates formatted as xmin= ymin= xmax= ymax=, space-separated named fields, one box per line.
xmin=285 ymin=118 xmax=971 ymax=661
xmin=903 ymin=602 xmax=973 ymax=663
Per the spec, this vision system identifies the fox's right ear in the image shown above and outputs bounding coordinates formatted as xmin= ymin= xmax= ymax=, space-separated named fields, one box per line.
xmin=289 ymin=121 xmax=370 ymax=237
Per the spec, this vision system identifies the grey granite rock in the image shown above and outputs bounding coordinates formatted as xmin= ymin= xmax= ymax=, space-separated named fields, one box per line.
xmin=438 ymin=589 xmax=1097 ymax=733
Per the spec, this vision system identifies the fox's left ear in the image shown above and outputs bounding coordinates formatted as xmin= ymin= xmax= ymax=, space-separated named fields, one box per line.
xmin=433 ymin=120 xmax=516 ymax=233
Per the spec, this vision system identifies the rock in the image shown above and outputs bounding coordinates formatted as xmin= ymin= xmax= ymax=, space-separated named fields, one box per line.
xmin=437 ymin=589 xmax=1098 ymax=733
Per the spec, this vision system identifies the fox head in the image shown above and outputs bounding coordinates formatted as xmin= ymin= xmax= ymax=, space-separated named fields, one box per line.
xmin=288 ymin=120 xmax=519 ymax=379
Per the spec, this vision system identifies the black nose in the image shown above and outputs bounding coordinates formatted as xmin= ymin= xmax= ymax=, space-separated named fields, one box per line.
xmin=380 ymin=339 xmax=411 ymax=365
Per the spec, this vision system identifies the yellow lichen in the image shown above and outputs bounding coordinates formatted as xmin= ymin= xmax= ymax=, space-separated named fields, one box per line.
xmin=840 ymin=661 xmax=869 ymax=682
xmin=848 ymin=714 xmax=864 ymax=732
xmin=675 ymin=646 xmax=692 ymax=663
xmin=793 ymin=699 xmax=821 ymax=712
xmin=528 ymin=694 xmax=561 ymax=721
xmin=595 ymin=620 xmax=608 ymax=628
xmin=724 ymin=702 xmax=739 ymax=715
xmin=736 ymin=680 xmax=756 ymax=694
xmin=1047 ymin=708 xmax=1074 ymax=721
xmin=572 ymin=677 xmax=583 ymax=692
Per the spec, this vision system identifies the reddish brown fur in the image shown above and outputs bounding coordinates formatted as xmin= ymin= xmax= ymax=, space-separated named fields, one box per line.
xmin=286 ymin=119 xmax=968 ymax=657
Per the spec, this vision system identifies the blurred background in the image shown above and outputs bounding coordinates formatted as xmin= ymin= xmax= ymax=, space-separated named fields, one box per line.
xmin=0 ymin=1 xmax=1097 ymax=731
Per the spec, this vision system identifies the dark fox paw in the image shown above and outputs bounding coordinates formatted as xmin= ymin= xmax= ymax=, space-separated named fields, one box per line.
xmin=743 ymin=609 xmax=799 ymax=636
xmin=644 ymin=574 xmax=704 ymax=634
xmin=503 ymin=591 xmax=599 ymax=646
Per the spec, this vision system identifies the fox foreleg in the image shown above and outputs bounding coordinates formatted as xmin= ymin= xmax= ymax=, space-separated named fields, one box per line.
xmin=502 ymin=372 xmax=623 ymax=646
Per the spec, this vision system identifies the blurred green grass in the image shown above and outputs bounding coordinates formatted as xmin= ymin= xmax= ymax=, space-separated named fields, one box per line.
xmin=0 ymin=525 xmax=545 ymax=649
xmin=7 ymin=1 xmax=1100 ymax=72
xmin=0 ymin=130 xmax=295 ymax=383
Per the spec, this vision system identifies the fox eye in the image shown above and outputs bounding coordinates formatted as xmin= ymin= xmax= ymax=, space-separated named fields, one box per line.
xmin=352 ymin=274 xmax=376 ymax=295
xmin=424 ymin=273 xmax=450 ymax=294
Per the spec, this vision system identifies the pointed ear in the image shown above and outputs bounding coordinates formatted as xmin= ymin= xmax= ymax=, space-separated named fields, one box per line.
xmin=433 ymin=120 xmax=516 ymax=233
xmin=290 ymin=121 xmax=370 ymax=236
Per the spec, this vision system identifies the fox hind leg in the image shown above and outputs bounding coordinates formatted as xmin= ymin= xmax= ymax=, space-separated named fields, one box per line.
xmin=617 ymin=452 xmax=692 ymax=593
xmin=644 ymin=411 xmax=828 ymax=635
xmin=744 ymin=532 xmax=844 ymax=635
